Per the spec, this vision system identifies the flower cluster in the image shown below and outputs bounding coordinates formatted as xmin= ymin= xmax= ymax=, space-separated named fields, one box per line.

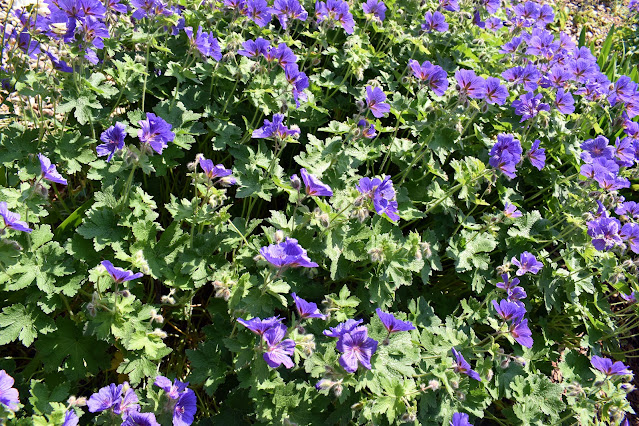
xmin=315 ymin=0 xmax=355 ymax=34
xmin=408 ymin=59 xmax=449 ymax=96
xmin=252 ymin=113 xmax=300 ymax=139
xmin=356 ymin=175 xmax=400 ymax=221
xmin=154 ymin=376 xmax=197 ymax=425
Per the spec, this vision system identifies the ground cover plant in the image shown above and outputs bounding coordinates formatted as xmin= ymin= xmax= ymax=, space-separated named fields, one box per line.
xmin=1 ymin=0 xmax=639 ymax=424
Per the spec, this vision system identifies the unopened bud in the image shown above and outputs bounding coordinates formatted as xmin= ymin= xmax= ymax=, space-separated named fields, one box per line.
xmin=356 ymin=208 xmax=369 ymax=223
xmin=401 ymin=412 xmax=417 ymax=422
xmin=333 ymin=383 xmax=343 ymax=397
xmin=290 ymin=174 xmax=301 ymax=191
xmin=455 ymin=390 xmax=466 ymax=401
xmin=355 ymin=99 xmax=365 ymax=112
xmin=419 ymin=242 xmax=432 ymax=258
xmin=427 ymin=379 xmax=440 ymax=391
xmin=368 ymin=247 xmax=384 ymax=263
xmin=486 ymin=369 xmax=494 ymax=382
xmin=311 ymin=57 xmax=321 ymax=66
xmin=35 ymin=183 xmax=49 ymax=199
xmin=450 ymin=380 xmax=459 ymax=389
xmin=283 ymin=418 xmax=298 ymax=426
xmin=315 ymin=379 xmax=333 ymax=390
xmin=350 ymin=401 xmax=364 ymax=411
xmin=150 ymin=328 xmax=168 ymax=339
xmin=119 ymin=290 xmax=131 ymax=298
xmin=500 ymin=358 xmax=511 ymax=369
xmin=87 ymin=303 xmax=96 ymax=317
xmin=319 ymin=213 xmax=330 ymax=228
xmin=161 ymin=294 xmax=176 ymax=305
xmin=515 ymin=357 xmax=526 ymax=366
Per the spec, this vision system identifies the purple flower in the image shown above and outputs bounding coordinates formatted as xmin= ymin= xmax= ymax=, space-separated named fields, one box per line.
xmin=526 ymin=28 xmax=558 ymax=59
xmin=114 ymin=386 xmax=140 ymax=417
xmin=450 ymin=412 xmax=473 ymax=426
xmin=485 ymin=17 xmax=503 ymax=31
xmin=358 ymin=119 xmax=377 ymax=138
xmin=507 ymin=286 xmax=527 ymax=305
xmin=489 ymin=134 xmax=522 ymax=179
xmin=292 ymin=293 xmax=326 ymax=320
xmin=484 ymin=77 xmax=508 ymax=105
xmin=38 ymin=154 xmax=68 ymax=185
xmin=336 ymin=326 xmax=378 ymax=373
xmin=590 ymin=355 xmax=631 ymax=376
xmin=621 ymin=291 xmax=637 ymax=303
xmin=496 ymin=273 xmax=520 ymax=292
xmin=509 ymin=319 xmax=533 ymax=348
xmin=173 ymin=389 xmax=197 ymax=425
xmin=197 ymin=156 xmax=234 ymax=182
xmin=138 ymin=113 xmax=175 ymax=154
xmin=408 ymin=60 xmax=448 ymax=96
xmin=567 ymin=58 xmax=598 ymax=83
xmin=356 ymin=176 xmax=400 ymax=221
xmin=237 ymin=316 xmax=283 ymax=336
xmin=246 ymin=0 xmax=272 ymax=26
xmin=500 ymin=36 xmax=522 ymax=54
xmin=238 ymin=38 xmax=270 ymax=57
xmin=526 ymin=139 xmax=546 ymax=170
xmin=587 ymin=217 xmax=622 ymax=251
xmin=77 ymin=16 xmax=109 ymax=49
xmin=185 ymin=26 xmax=222 ymax=60
xmin=610 ymin=76 xmax=638 ymax=105
xmin=260 ymin=237 xmax=318 ymax=269
xmin=614 ymin=137 xmax=635 ymax=167
xmin=285 ymin=65 xmax=309 ymax=107
xmin=324 ymin=319 xmax=363 ymax=337
xmin=616 ymin=201 xmax=639 ymax=220
xmin=512 ymin=92 xmax=550 ymax=122
xmin=262 ymin=324 xmax=296 ymax=368
xmin=299 ymin=168 xmax=333 ymax=196
xmin=492 ymin=299 xmax=525 ymax=323
xmin=101 ymin=260 xmax=143 ymax=283
xmin=107 ymin=0 xmax=128 ymax=13
xmin=272 ymin=0 xmax=308 ymax=28
xmin=265 ymin=43 xmax=297 ymax=68
xmin=87 ymin=383 xmax=123 ymax=413
xmin=511 ymin=252 xmax=543 ymax=276
xmin=376 ymin=308 xmax=415 ymax=334
xmin=504 ymin=202 xmax=522 ymax=218
xmin=455 ymin=69 xmax=486 ymax=99
xmin=98 ymin=122 xmax=126 ymax=162
xmin=0 ymin=370 xmax=19 ymax=412
xmin=365 ymin=86 xmax=390 ymax=118
xmin=47 ymin=53 xmax=73 ymax=73
xmin=130 ymin=0 xmax=171 ymax=19
xmin=421 ymin=11 xmax=448 ymax=32
xmin=154 ymin=376 xmax=189 ymax=400
xmin=545 ymin=65 xmax=571 ymax=88
xmin=451 ymin=348 xmax=481 ymax=381
xmin=315 ymin=0 xmax=354 ymax=34
xmin=0 ymin=202 xmax=32 ymax=233
xmin=620 ymin=223 xmax=639 ymax=254
xmin=439 ymin=0 xmax=459 ymax=12
xmin=554 ymin=88 xmax=575 ymax=114
xmin=122 ymin=412 xmax=160 ymax=426
xmin=362 ymin=0 xmax=386 ymax=21
xmin=62 ymin=409 xmax=79 ymax=426
xmin=252 ymin=114 xmax=299 ymax=139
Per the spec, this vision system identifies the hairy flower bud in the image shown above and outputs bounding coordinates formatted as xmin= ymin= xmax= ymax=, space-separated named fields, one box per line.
xmin=283 ymin=418 xmax=298 ymax=426
xmin=150 ymin=328 xmax=168 ymax=339
xmin=401 ymin=412 xmax=416 ymax=422
xmin=427 ymin=380 xmax=440 ymax=391
xmin=290 ymin=175 xmax=301 ymax=191
xmin=87 ymin=302 xmax=96 ymax=317
xmin=500 ymin=358 xmax=511 ymax=369
xmin=368 ymin=247 xmax=384 ymax=263
xmin=34 ymin=183 xmax=49 ymax=199
xmin=419 ymin=242 xmax=432 ymax=258
xmin=455 ymin=390 xmax=466 ymax=401
xmin=486 ymin=369 xmax=494 ymax=382
xmin=275 ymin=230 xmax=285 ymax=243
xmin=333 ymin=383 xmax=343 ymax=397
xmin=356 ymin=207 xmax=369 ymax=223
xmin=450 ymin=380 xmax=459 ymax=389
xmin=311 ymin=57 xmax=321 ymax=66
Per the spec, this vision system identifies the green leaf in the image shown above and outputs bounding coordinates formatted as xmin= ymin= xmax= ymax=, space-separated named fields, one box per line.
xmin=0 ymin=304 xmax=55 ymax=347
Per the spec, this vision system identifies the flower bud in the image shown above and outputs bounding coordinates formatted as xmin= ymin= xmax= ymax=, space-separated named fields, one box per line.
xmin=87 ymin=302 xmax=96 ymax=317
xmin=316 ymin=379 xmax=333 ymax=390
xmin=450 ymin=380 xmax=459 ymax=389
xmin=119 ymin=290 xmax=131 ymax=298
xmin=486 ymin=369 xmax=494 ymax=382
xmin=565 ymin=383 xmax=583 ymax=397
xmin=401 ymin=412 xmax=416 ymax=422
xmin=356 ymin=208 xmax=369 ymax=223
xmin=350 ymin=402 xmax=364 ymax=411
xmin=283 ymin=418 xmax=298 ymax=426
xmin=481 ymin=102 xmax=489 ymax=113
xmin=319 ymin=213 xmax=330 ymax=228
xmin=500 ymin=358 xmax=511 ymax=369
xmin=427 ymin=379 xmax=440 ymax=391
xmin=290 ymin=174 xmax=301 ymax=191
xmin=419 ymin=242 xmax=432 ymax=258
xmin=455 ymin=391 xmax=466 ymax=401
xmin=355 ymin=99 xmax=365 ymax=112
xmin=368 ymin=247 xmax=384 ymax=263
xmin=35 ymin=183 xmax=49 ymax=199
xmin=333 ymin=383 xmax=343 ymax=397
xmin=515 ymin=357 xmax=526 ymax=366
xmin=311 ymin=57 xmax=321 ymax=66
xmin=275 ymin=230 xmax=285 ymax=243
xmin=150 ymin=328 xmax=168 ymax=339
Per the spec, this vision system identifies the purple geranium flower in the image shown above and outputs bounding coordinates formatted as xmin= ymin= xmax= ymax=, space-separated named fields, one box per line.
xmin=285 ymin=65 xmax=309 ymax=107
xmin=185 ymin=26 xmax=222 ymax=60
xmin=238 ymin=37 xmax=270 ymax=57
xmin=0 ymin=370 xmax=19 ymax=412
xmin=362 ymin=0 xmax=386 ymax=21
xmin=154 ymin=376 xmax=189 ymax=400
xmin=260 ymin=237 xmax=318 ymax=269
xmin=512 ymin=92 xmax=550 ymax=122
xmin=500 ymin=36 xmax=522 ymax=54
xmin=555 ymin=88 xmax=575 ymax=114
xmin=356 ymin=176 xmax=400 ymax=221
xmin=252 ymin=113 xmax=299 ymax=139
xmin=455 ymin=69 xmax=486 ymax=99
xmin=358 ymin=119 xmax=377 ymax=138
xmin=439 ymin=0 xmax=459 ymax=12
xmin=299 ymin=168 xmax=333 ymax=196
xmin=121 ymin=412 xmax=160 ymax=426
xmin=485 ymin=17 xmax=503 ymax=31
xmin=315 ymin=0 xmax=355 ymax=34
xmin=492 ymin=299 xmax=526 ymax=323
xmin=621 ymin=291 xmax=637 ymax=303
xmin=0 ymin=202 xmax=32 ymax=233
xmin=138 ymin=113 xmax=175 ymax=154
xmin=451 ymin=348 xmax=481 ymax=381
xmin=511 ymin=252 xmax=543 ymax=276
xmin=336 ymin=326 xmax=378 ymax=373
xmin=98 ymin=122 xmax=126 ymax=162
xmin=587 ymin=217 xmax=622 ymax=251
xmin=265 ymin=43 xmax=297 ymax=68
xmin=496 ymin=273 xmax=520 ymax=291
xmin=489 ymin=133 xmax=522 ymax=179
xmin=376 ymin=308 xmax=415 ymax=334
xmin=272 ymin=0 xmax=307 ymax=28
xmin=484 ymin=77 xmax=508 ymax=105
xmin=101 ymin=260 xmax=143 ymax=283
xmin=292 ymin=292 xmax=326 ymax=320
xmin=38 ymin=153 xmax=68 ymax=185
xmin=87 ymin=383 xmax=123 ymax=413
xmin=504 ymin=202 xmax=522 ymax=218
xmin=450 ymin=412 xmax=473 ymax=426
xmin=590 ymin=355 xmax=631 ymax=376
xmin=324 ymin=318 xmax=364 ymax=337
xmin=526 ymin=139 xmax=546 ymax=170
xmin=620 ymin=223 xmax=639 ymax=254
xmin=62 ymin=409 xmax=79 ymax=426
xmin=262 ymin=324 xmax=296 ymax=368
xmin=197 ymin=156 xmax=234 ymax=181
xmin=237 ymin=316 xmax=283 ymax=336
xmin=421 ymin=10 xmax=448 ymax=32
xmin=365 ymin=86 xmax=391 ymax=118
xmin=173 ymin=389 xmax=197 ymax=425
xmin=616 ymin=201 xmax=639 ymax=220
xmin=246 ymin=0 xmax=272 ymax=26
xmin=509 ymin=318 xmax=533 ymax=348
